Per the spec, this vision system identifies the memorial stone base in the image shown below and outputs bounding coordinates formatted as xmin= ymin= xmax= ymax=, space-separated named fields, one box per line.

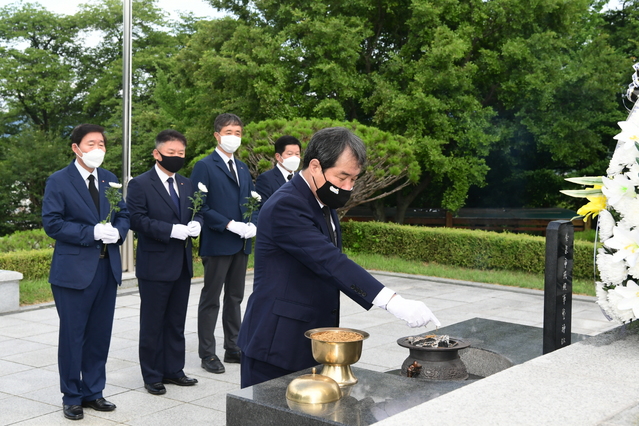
xmin=226 ymin=318 xmax=590 ymax=426
xmin=0 ymin=270 xmax=22 ymax=313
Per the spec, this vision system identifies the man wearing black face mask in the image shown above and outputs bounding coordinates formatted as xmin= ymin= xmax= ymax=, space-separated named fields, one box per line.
xmin=126 ymin=129 xmax=203 ymax=395
xmin=238 ymin=127 xmax=441 ymax=388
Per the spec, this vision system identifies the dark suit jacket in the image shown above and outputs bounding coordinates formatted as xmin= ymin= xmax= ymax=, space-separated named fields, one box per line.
xmin=237 ymin=173 xmax=385 ymax=372
xmin=255 ymin=167 xmax=287 ymax=207
xmin=42 ymin=161 xmax=130 ymax=289
xmin=190 ymin=150 xmax=258 ymax=256
xmin=126 ymin=167 xmax=203 ymax=281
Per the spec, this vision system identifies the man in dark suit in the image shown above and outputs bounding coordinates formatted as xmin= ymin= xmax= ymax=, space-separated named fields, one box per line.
xmin=42 ymin=124 xmax=130 ymax=420
xmin=126 ymin=130 xmax=203 ymax=395
xmin=255 ymin=135 xmax=301 ymax=206
xmin=190 ymin=113 xmax=258 ymax=375
xmin=237 ymin=127 xmax=440 ymax=388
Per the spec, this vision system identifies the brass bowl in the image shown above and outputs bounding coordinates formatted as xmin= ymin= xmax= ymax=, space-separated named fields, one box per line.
xmin=286 ymin=368 xmax=342 ymax=405
xmin=305 ymin=327 xmax=370 ymax=386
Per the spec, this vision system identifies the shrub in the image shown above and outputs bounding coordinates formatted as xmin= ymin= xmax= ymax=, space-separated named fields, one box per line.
xmin=341 ymin=221 xmax=594 ymax=280
xmin=0 ymin=229 xmax=54 ymax=252
xmin=0 ymin=249 xmax=53 ymax=280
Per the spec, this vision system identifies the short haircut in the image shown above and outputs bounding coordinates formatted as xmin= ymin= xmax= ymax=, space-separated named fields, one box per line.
xmin=302 ymin=127 xmax=366 ymax=170
xmin=155 ymin=129 xmax=187 ymax=148
xmin=70 ymin=124 xmax=106 ymax=147
xmin=274 ymin=135 xmax=302 ymax=155
xmin=214 ymin=113 xmax=243 ymax=133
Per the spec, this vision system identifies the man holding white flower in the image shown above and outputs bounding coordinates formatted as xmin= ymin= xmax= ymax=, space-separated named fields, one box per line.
xmin=191 ymin=113 xmax=259 ymax=374
xmin=126 ymin=129 xmax=203 ymax=395
xmin=42 ymin=124 xmax=129 ymax=420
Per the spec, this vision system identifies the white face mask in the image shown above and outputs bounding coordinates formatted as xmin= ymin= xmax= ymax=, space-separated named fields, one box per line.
xmin=219 ymin=135 xmax=241 ymax=153
xmin=281 ymin=156 xmax=301 ymax=172
xmin=75 ymin=146 xmax=105 ymax=169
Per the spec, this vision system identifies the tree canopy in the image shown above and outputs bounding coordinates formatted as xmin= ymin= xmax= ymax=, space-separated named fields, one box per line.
xmin=0 ymin=0 xmax=636 ymax=235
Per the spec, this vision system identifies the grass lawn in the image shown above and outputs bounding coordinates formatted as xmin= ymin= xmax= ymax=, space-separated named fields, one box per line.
xmin=18 ymin=250 xmax=595 ymax=306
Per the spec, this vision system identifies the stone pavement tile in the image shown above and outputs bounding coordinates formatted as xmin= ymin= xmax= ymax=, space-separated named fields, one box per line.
xmin=10 ymin=307 xmax=59 ymax=324
xmin=21 ymin=383 xmax=66 ymax=407
xmin=114 ymin=306 xmax=141 ymax=320
xmin=109 ymin=342 xmax=139 ymax=365
xmin=0 ymin=367 xmax=58 ymax=396
xmin=84 ymin=389 xmax=183 ymax=424
xmin=0 ymin=358 xmax=33 ymax=376
xmin=126 ymin=402 xmax=226 ymax=426
xmin=109 ymin=335 xmax=139 ymax=353
xmin=116 ymin=293 xmax=142 ymax=308
xmin=106 ymin=358 xmax=138 ymax=375
xmin=111 ymin=316 xmax=139 ymax=336
xmin=161 ymin=378 xmax=237 ymax=404
xmin=4 ymin=345 xmax=58 ymax=368
xmin=0 ymin=318 xmax=58 ymax=339
xmin=0 ymin=394 xmax=58 ymax=424
xmin=107 ymin=364 xmax=145 ymax=390
xmin=13 ymin=411 xmax=121 ymax=425
xmin=21 ymin=330 xmax=59 ymax=346
xmin=191 ymin=389 xmax=234 ymax=413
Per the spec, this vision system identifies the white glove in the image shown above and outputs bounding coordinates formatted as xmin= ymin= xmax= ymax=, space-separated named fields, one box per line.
xmin=170 ymin=224 xmax=190 ymax=240
xmin=227 ymin=220 xmax=248 ymax=237
xmin=94 ymin=223 xmax=108 ymax=241
xmin=244 ymin=223 xmax=257 ymax=239
xmin=187 ymin=221 xmax=201 ymax=238
xmin=386 ymin=295 xmax=441 ymax=328
xmin=101 ymin=223 xmax=120 ymax=244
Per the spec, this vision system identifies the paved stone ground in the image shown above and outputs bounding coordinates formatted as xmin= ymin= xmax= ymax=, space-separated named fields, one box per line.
xmin=0 ymin=271 xmax=616 ymax=425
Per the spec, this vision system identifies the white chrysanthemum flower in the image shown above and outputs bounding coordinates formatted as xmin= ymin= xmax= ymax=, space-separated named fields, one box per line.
xmin=604 ymin=226 xmax=639 ymax=267
xmin=596 ymin=283 xmax=617 ymax=320
xmin=198 ymin=182 xmax=208 ymax=193
xmin=602 ymin=175 xmax=636 ymax=207
xmin=109 ymin=182 xmax=123 ymax=189
xmin=612 ymin=198 xmax=639 ymax=228
xmin=610 ymin=280 xmax=639 ymax=321
xmin=251 ymin=191 xmax=261 ymax=202
xmin=597 ymin=209 xmax=615 ymax=241
xmin=596 ymin=249 xmax=628 ymax=284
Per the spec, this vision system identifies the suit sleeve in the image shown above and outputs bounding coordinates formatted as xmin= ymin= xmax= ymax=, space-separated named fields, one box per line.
xmin=127 ymin=177 xmax=172 ymax=243
xmin=191 ymin=160 xmax=236 ymax=232
xmin=42 ymin=174 xmax=96 ymax=246
xmin=266 ymin=193 xmax=383 ymax=308
xmin=255 ymin=172 xmax=273 ymax=208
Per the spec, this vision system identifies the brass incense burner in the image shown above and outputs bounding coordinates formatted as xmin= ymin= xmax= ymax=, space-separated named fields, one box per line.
xmin=305 ymin=327 xmax=370 ymax=387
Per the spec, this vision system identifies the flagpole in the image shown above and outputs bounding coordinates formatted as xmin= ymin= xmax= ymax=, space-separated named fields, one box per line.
xmin=121 ymin=0 xmax=134 ymax=272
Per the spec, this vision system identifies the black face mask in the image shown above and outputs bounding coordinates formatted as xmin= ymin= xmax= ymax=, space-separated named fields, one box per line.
xmin=313 ymin=171 xmax=352 ymax=209
xmin=157 ymin=153 xmax=185 ymax=173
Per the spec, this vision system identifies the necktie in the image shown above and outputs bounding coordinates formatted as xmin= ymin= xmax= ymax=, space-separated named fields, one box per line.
xmin=88 ymin=175 xmax=100 ymax=215
xmin=287 ymin=173 xmax=293 ymax=181
xmin=167 ymin=177 xmax=181 ymax=215
xmin=322 ymin=206 xmax=337 ymax=247
xmin=228 ymin=159 xmax=239 ymax=185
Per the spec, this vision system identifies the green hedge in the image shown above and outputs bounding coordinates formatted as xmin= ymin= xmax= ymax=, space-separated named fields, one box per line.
xmin=0 ymin=222 xmax=596 ymax=282
xmin=0 ymin=249 xmax=53 ymax=280
xmin=341 ymin=221 xmax=595 ymax=280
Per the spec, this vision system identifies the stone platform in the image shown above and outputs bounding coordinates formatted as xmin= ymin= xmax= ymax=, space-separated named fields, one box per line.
xmin=226 ymin=318 xmax=590 ymax=425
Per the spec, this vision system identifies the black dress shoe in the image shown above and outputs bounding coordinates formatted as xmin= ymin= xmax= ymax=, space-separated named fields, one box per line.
xmin=224 ymin=350 xmax=241 ymax=364
xmin=82 ymin=397 xmax=116 ymax=412
xmin=63 ymin=405 xmax=83 ymax=420
xmin=201 ymin=355 xmax=225 ymax=374
xmin=162 ymin=376 xmax=198 ymax=386
xmin=144 ymin=382 xmax=167 ymax=395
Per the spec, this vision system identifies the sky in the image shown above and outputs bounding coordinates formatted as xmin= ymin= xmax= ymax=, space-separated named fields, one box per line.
xmin=0 ymin=0 xmax=225 ymax=21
